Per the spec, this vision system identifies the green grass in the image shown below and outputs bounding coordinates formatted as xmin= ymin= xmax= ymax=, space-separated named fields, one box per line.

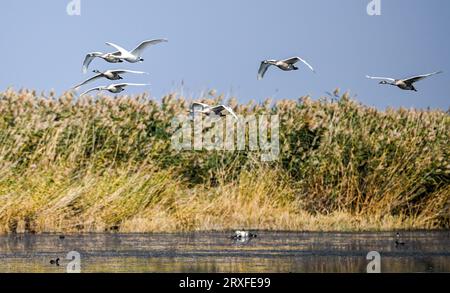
xmin=0 ymin=89 xmax=448 ymax=233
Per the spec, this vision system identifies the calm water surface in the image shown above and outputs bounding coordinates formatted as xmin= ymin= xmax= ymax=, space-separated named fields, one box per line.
xmin=0 ymin=231 xmax=449 ymax=273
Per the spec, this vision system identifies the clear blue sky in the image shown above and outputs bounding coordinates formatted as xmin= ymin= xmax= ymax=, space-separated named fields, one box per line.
xmin=1 ymin=0 xmax=449 ymax=109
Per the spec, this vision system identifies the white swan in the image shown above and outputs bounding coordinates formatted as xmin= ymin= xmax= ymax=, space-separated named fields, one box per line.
xmin=82 ymin=51 xmax=123 ymax=74
xmin=366 ymin=71 xmax=443 ymax=91
xmin=258 ymin=56 xmax=315 ymax=80
xmin=82 ymin=39 xmax=167 ymax=73
xmin=73 ymin=69 xmax=148 ymax=89
xmin=189 ymin=102 xmax=238 ymax=120
xmin=80 ymin=83 xmax=150 ymax=97
xmin=105 ymin=39 xmax=168 ymax=63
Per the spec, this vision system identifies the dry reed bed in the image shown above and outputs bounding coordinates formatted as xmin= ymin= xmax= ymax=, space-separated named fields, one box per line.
xmin=0 ymin=89 xmax=448 ymax=233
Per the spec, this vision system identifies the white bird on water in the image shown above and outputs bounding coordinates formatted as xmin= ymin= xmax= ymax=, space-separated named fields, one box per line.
xmin=232 ymin=231 xmax=257 ymax=239
xmin=366 ymin=71 xmax=443 ymax=91
xmin=73 ymin=69 xmax=149 ymax=89
xmin=189 ymin=102 xmax=239 ymax=120
xmin=80 ymin=83 xmax=150 ymax=97
xmin=82 ymin=39 xmax=168 ymax=73
xmin=258 ymin=56 xmax=315 ymax=80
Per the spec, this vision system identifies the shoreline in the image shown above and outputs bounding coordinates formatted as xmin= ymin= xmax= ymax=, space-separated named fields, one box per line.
xmin=1 ymin=228 xmax=450 ymax=236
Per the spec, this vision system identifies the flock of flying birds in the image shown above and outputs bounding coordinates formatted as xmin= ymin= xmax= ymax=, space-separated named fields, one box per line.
xmin=74 ymin=39 xmax=168 ymax=96
xmin=72 ymin=38 xmax=443 ymax=119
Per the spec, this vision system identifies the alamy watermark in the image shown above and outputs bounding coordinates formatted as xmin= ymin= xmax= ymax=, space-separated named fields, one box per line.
xmin=367 ymin=0 xmax=382 ymax=16
xmin=366 ymin=251 xmax=381 ymax=273
xmin=171 ymin=114 xmax=280 ymax=162
xmin=67 ymin=0 xmax=81 ymax=16
xmin=66 ymin=251 xmax=81 ymax=273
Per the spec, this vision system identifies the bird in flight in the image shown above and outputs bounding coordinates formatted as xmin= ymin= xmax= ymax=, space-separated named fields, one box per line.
xmin=82 ymin=39 xmax=168 ymax=73
xmin=80 ymin=83 xmax=150 ymax=97
xmin=73 ymin=69 xmax=148 ymax=89
xmin=189 ymin=102 xmax=239 ymax=120
xmin=366 ymin=71 xmax=443 ymax=91
xmin=82 ymin=52 xmax=123 ymax=74
xmin=105 ymin=39 xmax=168 ymax=63
xmin=258 ymin=56 xmax=315 ymax=80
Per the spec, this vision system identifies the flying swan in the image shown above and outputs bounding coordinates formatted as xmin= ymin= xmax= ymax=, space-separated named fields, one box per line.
xmin=82 ymin=39 xmax=168 ymax=73
xmin=73 ymin=69 xmax=148 ymax=89
xmin=80 ymin=83 xmax=150 ymax=97
xmin=105 ymin=39 xmax=168 ymax=63
xmin=189 ymin=102 xmax=239 ymax=120
xmin=366 ymin=71 xmax=443 ymax=91
xmin=258 ymin=56 xmax=315 ymax=80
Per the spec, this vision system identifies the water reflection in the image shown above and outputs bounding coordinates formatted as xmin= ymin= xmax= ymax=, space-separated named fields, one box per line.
xmin=0 ymin=231 xmax=449 ymax=273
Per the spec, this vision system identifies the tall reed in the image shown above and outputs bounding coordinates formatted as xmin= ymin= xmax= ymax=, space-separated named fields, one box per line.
xmin=0 ymin=89 xmax=448 ymax=233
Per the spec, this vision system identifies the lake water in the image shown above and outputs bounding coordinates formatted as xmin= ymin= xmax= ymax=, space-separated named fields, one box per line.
xmin=0 ymin=231 xmax=449 ymax=273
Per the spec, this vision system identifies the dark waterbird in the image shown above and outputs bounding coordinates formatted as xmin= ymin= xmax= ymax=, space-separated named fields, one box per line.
xmin=50 ymin=258 xmax=60 ymax=266
xmin=395 ymin=232 xmax=406 ymax=246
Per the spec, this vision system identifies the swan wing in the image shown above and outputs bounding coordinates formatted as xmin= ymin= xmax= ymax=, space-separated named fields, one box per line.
xmin=191 ymin=102 xmax=210 ymax=111
xmin=282 ymin=57 xmax=301 ymax=64
xmin=83 ymin=52 xmax=102 ymax=74
xmin=111 ymin=69 xmax=149 ymax=75
xmin=283 ymin=57 xmax=315 ymax=72
xmin=258 ymin=62 xmax=272 ymax=80
xmin=112 ymin=83 xmax=150 ymax=88
xmin=105 ymin=42 xmax=131 ymax=56
xmin=131 ymin=39 xmax=168 ymax=57
xmin=211 ymin=105 xmax=239 ymax=120
xmin=366 ymin=75 xmax=396 ymax=82
xmin=80 ymin=86 xmax=103 ymax=97
xmin=403 ymin=71 xmax=443 ymax=84
xmin=72 ymin=74 xmax=104 ymax=89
